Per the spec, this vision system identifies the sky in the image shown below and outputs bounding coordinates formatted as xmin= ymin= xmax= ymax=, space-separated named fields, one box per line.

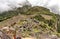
xmin=28 ymin=0 xmax=60 ymax=14
xmin=0 ymin=0 xmax=60 ymax=14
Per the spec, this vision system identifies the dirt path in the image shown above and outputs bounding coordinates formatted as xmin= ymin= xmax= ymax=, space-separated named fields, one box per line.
xmin=22 ymin=37 xmax=36 ymax=39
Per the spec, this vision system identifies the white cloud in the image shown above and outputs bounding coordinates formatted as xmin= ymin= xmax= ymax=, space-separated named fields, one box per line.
xmin=28 ymin=0 xmax=60 ymax=14
xmin=0 ymin=0 xmax=26 ymax=12
xmin=0 ymin=0 xmax=60 ymax=14
xmin=28 ymin=0 xmax=48 ymax=6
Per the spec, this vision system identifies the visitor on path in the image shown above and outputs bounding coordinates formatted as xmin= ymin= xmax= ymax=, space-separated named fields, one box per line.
xmin=16 ymin=37 xmax=21 ymax=39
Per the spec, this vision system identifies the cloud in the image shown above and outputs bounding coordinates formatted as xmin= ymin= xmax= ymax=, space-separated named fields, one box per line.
xmin=28 ymin=0 xmax=60 ymax=14
xmin=0 ymin=0 xmax=26 ymax=12
xmin=0 ymin=0 xmax=60 ymax=14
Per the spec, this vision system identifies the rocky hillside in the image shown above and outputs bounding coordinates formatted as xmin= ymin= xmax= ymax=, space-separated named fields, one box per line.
xmin=0 ymin=6 xmax=60 ymax=39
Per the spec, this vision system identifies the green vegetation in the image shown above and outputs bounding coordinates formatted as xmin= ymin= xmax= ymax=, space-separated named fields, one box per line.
xmin=55 ymin=14 xmax=60 ymax=33
xmin=0 ymin=10 xmax=18 ymax=22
